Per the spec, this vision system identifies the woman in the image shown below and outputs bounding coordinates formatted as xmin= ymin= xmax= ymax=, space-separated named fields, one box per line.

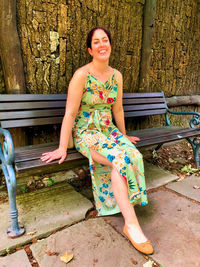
xmin=41 ymin=27 xmax=153 ymax=254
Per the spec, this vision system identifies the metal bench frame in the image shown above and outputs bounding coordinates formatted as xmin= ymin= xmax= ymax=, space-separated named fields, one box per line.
xmin=0 ymin=91 xmax=200 ymax=238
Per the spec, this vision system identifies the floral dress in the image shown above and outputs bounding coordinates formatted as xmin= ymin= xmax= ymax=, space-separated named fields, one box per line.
xmin=73 ymin=71 xmax=148 ymax=216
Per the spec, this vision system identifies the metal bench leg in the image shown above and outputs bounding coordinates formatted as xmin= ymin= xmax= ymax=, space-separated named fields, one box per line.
xmin=155 ymin=143 xmax=163 ymax=151
xmin=1 ymin=163 xmax=25 ymax=238
xmin=186 ymin=137 xmax=200 ymax=168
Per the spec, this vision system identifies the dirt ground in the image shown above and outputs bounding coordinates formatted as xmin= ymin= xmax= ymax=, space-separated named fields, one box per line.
xmin=143 ymin=140 xmax=200 ymax=179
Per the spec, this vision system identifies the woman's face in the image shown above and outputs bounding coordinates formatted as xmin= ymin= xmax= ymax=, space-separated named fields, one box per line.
xmin=88 ymin=29 xmax=111 ymax=62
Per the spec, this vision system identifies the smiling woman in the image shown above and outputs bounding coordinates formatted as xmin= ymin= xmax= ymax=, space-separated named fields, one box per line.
xmin=41 ymin=27 xmax=154 ymax=255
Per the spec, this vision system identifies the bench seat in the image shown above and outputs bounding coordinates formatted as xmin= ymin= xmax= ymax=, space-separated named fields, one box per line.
xmin=15 ymin=143 xmax=84 ymax=172
xmin=15 ymin=126 xmax=199 ymax=172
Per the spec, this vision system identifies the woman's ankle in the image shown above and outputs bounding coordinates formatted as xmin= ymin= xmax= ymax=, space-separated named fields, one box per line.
xmin=125 ymin=221 xmax=141 ymax=230
xmin=124 ymin=224 xmax=148 ymax=243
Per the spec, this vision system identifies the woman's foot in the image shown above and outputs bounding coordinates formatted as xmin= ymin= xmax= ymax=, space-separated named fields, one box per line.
xmin=123 ymin=224 xmax=154 ymax=255
xmin=125 ymin=223 xmax=147 ymax=243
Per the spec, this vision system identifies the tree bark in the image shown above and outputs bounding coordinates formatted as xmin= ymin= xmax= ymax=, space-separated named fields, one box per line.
xmin=138 ymin=0 xmax=156 ymax=91
xmin=166 ymin=95 xmax=200 ymax=107
xmin=0 ymin=0 xmax=25 ymax=93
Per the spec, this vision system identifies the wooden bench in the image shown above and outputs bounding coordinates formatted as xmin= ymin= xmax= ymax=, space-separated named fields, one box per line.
xmin=0 ymin=92 xmax=200 ymax=238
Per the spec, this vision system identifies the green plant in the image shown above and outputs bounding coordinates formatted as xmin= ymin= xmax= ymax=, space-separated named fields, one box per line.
xmin=21 ymin=185 xmax=28 ymax=192
xmin=152 ymin=149 xmax=158 ymax=158
xmin=48 ymin=178 xmax=55 ymax=187
xmin=181 ymin=164 xmax=199 ymax=174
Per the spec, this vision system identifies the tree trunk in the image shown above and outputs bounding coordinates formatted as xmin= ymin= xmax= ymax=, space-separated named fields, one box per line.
xmin=0 ymin=0 xmax=26 ymax=147
xmin=0 ymin=0 xmax=26 ymax=93
xmin=138 ymin=0 xmax=156 ymax=91
xmin=166 ymin=95 xmax=200 ymax=107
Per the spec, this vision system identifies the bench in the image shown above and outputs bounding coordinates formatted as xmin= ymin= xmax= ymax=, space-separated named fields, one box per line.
xmin=0 ymin=92 xmax=200 ymax=238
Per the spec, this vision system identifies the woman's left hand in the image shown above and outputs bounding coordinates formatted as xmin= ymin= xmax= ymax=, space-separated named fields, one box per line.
xmin=125 ymin=135 xmax=140 ymax=144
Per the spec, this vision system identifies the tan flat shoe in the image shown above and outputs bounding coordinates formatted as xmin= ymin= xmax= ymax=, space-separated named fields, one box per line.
xmin=123 ymin=225 xmax=154 ymax=255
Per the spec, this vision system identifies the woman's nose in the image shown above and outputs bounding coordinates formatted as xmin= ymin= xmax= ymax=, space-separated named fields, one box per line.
xmin=99 ymin=40 xmax=104 ymax=46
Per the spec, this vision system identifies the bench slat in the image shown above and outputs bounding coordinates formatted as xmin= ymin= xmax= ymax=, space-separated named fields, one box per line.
xmin=123 ymin=92 xmax=164 ymax=98
xmin=15 ymin=145 xmax=78 ymax=163
xmin=1 ymin=117 xmax=63 ymax=128
xmin=129 ymin=126 xmax=180 ymax=138
xmin=0 ymin=94 xmax=66 ymax=101
xmin=0 ymin=109 xmax=65 ymax=120
xmin=124 ymin=109 xmax=166 ymax=117
xmin=123 ymin=103 xmax=166 ymax=111
xmin=133 ymin=127 xmax=199 ymax=140
xmin=135 ymin=129 xmax=200 ymax=147
xmin=15 ymin=150 xmax=85 ymax=172
xmin=123 ymin=98 xmax=166 ymax=105
xmin=0 ymin=101 xmax=66 ymax=111
xmin=1 ymin=93 xmax=163 ymax=101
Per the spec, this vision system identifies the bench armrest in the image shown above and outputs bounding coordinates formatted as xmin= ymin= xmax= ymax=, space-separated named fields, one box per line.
xmin=0 ymin=128 xmax=15 ymax=165
xmin=166 ymin=107 xmax=200 ymax=129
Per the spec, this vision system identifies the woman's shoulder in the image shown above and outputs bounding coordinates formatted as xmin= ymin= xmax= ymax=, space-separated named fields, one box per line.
xmin=73 ymin=64 xmax=90 ymax=79
xmin=113 ymin=69 xmax=123 ymax=83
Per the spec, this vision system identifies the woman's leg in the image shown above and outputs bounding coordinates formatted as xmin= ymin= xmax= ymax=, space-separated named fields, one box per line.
xmin=90 ymin=148 xmax=147 ymax=243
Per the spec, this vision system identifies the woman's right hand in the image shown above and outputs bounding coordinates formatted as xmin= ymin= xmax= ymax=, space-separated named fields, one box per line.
xmin=41 ymin=147 xmax=67 ymax=164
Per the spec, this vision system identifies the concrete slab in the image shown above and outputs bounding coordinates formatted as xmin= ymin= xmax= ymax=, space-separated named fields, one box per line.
xmin=30 ymin=218 xmax=147 ymax=267
xmin=0 ymin=249 xmax=31 ymax=267
xmin=107 ymin=190 xmax=200 ymax=267
xmin=0 ymin=182 xmax=93 ymax=256
xmin=144 ymin=161 xmax=178 ymax=190
xmin=166 ymin=175 xmax=200 ymax=202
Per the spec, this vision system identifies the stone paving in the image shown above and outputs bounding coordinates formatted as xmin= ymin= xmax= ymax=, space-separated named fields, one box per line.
xmin=0 ymin=250 xmax=32 ymax=267
xmin=30 ymin=218 xmax=147 ymax=267
xmin=0 ymin=162 xmax=200 ymax=267
xmin=166 ymin=175 xmax=200 ymax=202
xmin=107 ymin=190 xmax=200 ymax=267
xmin=0 ymin=182 xmax=93 ymax=256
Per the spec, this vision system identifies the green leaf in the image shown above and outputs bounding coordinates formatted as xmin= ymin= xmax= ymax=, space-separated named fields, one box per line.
xmin=48 ymin=178 xmax=55 ymax=187
xmin=21 ymin=186 xmax=28 ymax=192
xmin=152 ymin=150 xmax=158 ymax=158
xmin=181 ymin=164 xmax=199 ymax=174
xmin=6 ymin=248 xmax=10 ymax=253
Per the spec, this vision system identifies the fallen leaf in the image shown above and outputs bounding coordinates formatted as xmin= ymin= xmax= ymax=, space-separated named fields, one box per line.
xmin=95 ymin=232 xmax=102 ymax=237
xmin=32 ymin=237 xmax=37 ymax=243
xmin=93 ymin=243 xmax=98 ymax=249
xmin=46 ymin=250 xmax=59 ymax=256
xmin=176 ymin=175 xmax=185 ymax=181
xmin=168 ymin=158 xmax=175 ymax=163
xmin=193 ymin=185 xmax=200 ymax=189
xmin=130 ymin=257 xmax=138 ymax=264
xmin=60 ymin=252 xmax=73 ymax=263
xmin=93 ymin=258 xmax=98 ymax=263
xmin=27 ymin=230 xmax=37 ymax=236
xmin=24 ymin=246 xmax=31 ymax=254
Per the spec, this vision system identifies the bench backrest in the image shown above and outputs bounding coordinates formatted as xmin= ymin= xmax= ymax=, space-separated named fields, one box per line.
xmin=0 ymin=94 xmax=66 ymax=128
xmin=0 ymin=92 xmax=167 ymax=129
xmin=123 ymin=92 xmax=167 ymax=118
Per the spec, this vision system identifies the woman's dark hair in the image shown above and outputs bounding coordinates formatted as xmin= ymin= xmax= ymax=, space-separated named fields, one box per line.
xmin=86 ymin=27 xmax=112 ymax=49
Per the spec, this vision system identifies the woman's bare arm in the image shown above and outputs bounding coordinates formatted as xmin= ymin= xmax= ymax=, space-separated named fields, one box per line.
xmin=41 ymin=69 xmax=86 ymax=164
